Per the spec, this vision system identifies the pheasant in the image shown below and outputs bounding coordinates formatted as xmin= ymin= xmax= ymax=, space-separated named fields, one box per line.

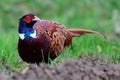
xmin=18 ymin=13 xmax=99 ymax=64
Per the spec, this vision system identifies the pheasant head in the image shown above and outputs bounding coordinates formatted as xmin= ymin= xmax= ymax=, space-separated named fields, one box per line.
xmin=19 ymin=14 xmax=40 ymax=40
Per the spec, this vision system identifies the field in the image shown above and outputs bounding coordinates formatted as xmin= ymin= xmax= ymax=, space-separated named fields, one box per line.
xmin=0 ymin=0 xmax=120 ymax=72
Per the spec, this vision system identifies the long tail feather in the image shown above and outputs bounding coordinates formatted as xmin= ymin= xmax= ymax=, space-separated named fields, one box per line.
xmin=68 ymin=29 xmax=100 ymax=37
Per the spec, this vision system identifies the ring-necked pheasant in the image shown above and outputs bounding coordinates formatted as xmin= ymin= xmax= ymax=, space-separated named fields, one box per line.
xmin=18 ymin=13 xmax=99 ymax=64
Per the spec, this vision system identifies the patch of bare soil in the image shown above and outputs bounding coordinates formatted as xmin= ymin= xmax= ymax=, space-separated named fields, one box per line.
xmin=0 ymin=56 xmax=120 ymax=80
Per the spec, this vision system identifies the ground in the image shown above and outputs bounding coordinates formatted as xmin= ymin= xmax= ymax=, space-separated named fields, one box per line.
xmin=0 ymin=55 xmax=120 ymax=80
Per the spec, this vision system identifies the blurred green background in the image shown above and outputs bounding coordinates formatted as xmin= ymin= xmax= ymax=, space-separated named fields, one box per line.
xmin=0 ymin=0 xmax=120 ymax=71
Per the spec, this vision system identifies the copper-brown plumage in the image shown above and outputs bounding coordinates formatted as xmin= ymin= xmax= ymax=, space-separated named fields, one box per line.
xmin=18 ymin=14 xmax=99 ymax=64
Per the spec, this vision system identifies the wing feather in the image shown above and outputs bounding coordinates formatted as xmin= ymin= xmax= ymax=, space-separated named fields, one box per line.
xmin=33 ymin=20 xmax=70 ymax=59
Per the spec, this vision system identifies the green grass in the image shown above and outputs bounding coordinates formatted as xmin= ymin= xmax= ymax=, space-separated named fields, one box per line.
xmin=55 ymin=35 xmax=120 ymax=64
xmin=0 ymin=31 xmax=27 ymax=71
xmin=0 ymin=0 xmax=120 ymax=71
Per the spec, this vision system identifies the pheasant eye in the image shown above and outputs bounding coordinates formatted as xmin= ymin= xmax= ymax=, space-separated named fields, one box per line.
xmin=24 ymin=16 xmax=34 ymax=24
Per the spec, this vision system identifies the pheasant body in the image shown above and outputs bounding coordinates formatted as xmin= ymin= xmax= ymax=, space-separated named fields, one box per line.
xmin=18 ymin=14 xmax=99 ymax=64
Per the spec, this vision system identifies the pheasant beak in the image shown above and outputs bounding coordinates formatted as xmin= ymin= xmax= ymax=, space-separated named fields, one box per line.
xmin=32 ymin=16 xmax=40 ymax=21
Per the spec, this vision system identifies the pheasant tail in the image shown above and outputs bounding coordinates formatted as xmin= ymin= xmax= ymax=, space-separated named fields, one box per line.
xmin=67 ymin=29 xmax=100 ymax=37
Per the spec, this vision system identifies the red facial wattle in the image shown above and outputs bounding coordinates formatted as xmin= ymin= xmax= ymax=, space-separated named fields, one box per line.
xmin=24 ymin=18 xmax=31 ymax=23
xmin=24 ymin=16 xmax=34 ymax=24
